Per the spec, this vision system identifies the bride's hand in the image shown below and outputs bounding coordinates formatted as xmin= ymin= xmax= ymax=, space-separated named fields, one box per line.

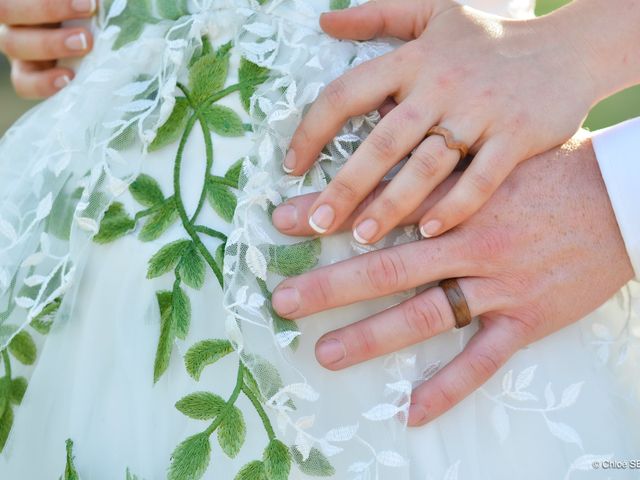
xmin=270 ymin=134 xmax=634 ymax=425
xmin=284 ymin=0 xmax=598 ymax=243
xmin=0 ymin=0 xmax=96 ymax=99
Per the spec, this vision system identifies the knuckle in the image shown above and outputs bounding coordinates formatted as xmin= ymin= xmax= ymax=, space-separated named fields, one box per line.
xmin=468 ymin=170 xmax=497 ymax=196
xmin=365 ymin=250 xmax=408 ymax=294
xmin=350 ymin=323 xmax=378 ymax=358
xmin=330 ymin=176 xmax=360 ymax=204
xmin=432 ymin=381 xmax=457 ymax=410
xmin=310 ymin=273 xmax=334 ymax=309
xmin=402 ymin=295 xmax=446 ymax=340
xmin=42 ymin=0 xmax=60 ymax=22
xmin=368 ymin=126 xmax=397 ymax=158
xmin=377 ymin=195 xmax=401 ymax=217
xmin=469 ymin=343 xmax=505 ymax=378
xmin=411 ymin=149 xmax=441 ymax=180
xmin=324 ymin=77 xmax=348 ymax=109
xmin=0 ymin=30 xmax=16 ymax=57
xmin=0 ymin=2 xmax=9 ymax=23
xmin=472 ymin=227 xmax=511 ymax=260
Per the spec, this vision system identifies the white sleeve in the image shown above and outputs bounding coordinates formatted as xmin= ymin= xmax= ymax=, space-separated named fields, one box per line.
xmin=592 ymin=117 xmax=640 ymax=278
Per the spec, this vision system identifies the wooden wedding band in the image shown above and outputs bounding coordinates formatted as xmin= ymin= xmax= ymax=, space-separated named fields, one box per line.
xmin=426 ymin=126 xmax=470 ymax=159
xmin=439 ymin=278 xmax=472 ymax=329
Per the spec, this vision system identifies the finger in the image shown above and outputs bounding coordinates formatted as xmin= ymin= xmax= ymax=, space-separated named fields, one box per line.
xmin=0 ymin=26 xmax=92 ymax=61
xmin=272 ymin=234 xmax=474 ymax=319
xmin=10 ymin=59 xmax=74 ymax=99
xmin=408 ymin=317 xmax=523 ymax=426
xmin=315 ymin=278 xmax=500 ymax=370
xmin=419 ymin=138 xmax=517 ymax=238
xmin=272 ymin=174 xmax=461 ymax=237
xmin=307 ymin=99 xmax=435 ymax=236
xmin=284 ymin=51 xmax=405 ymax=175
xmin=352 ymin=122 xmax=479 ymax=244
xmin=320 ymin=0 xmax=438 ymax=41
xmin=0 ymin=0 xmax=96 ymax=25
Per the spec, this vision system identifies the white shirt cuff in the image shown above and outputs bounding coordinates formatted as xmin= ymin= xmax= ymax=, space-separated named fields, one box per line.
xmin=592 ymin=117 xmax=640 ymax=278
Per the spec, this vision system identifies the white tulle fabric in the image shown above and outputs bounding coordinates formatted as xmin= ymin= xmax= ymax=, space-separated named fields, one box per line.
xmin=1 ymin=0 xmax=640 ymax=479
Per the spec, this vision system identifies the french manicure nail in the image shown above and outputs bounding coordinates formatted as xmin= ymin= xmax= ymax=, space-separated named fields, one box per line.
xmin=272 ymin=204 xmax=298 ymax=231
xmin=408 ymin=403 xmax=427 ymax=424
xmin=65 ymin=32 xmax=88 ymax=51
xmin=283 ymin=150 xmax=296 ymax=173
xmin=71 ymin=0 xmax=96 ymax=13
xmin=420 ymin=220 xmax=442 ymax=238
xmin=316 ymin=338 xmax=346 ymax=365
xmin=353 ymin=218 xmax=379 ymax=244
xmin=272 ymin=287 xmax=300 ymax=316
xmin=309 ymin=204 xmax=335 ymax=234
xmin=53 ymin=75 xmax=71 ymax=90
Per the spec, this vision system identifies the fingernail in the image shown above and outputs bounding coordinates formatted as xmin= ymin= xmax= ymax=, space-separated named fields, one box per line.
xmin=283 ymin=150 xmax=296 ymax=174
xmin=408 ymin=403 xmax=427 ymax=425
xmin=71 ymin=0 xmax=96 ymax=13
xmin=272 ymin=204 xmax=298 ymax=231
xmin=353 ymin=219 xmax=379 ymax=244
xmin=309 ymin=205 xmax=335 ymax=234
xmin=53 ymin=75 xmax=71 ymax=90
xmin=316 ymin=338 xmax=346 ymax=365
xmin=65 ymin=32 xmax=88 ymax=51
xmin=272 ymin=287 xmax=300 ymax=316
xmin=420 ymin=220 xmax=442 ymax=238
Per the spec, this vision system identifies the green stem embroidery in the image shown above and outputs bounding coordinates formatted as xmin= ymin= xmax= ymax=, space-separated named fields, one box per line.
xmin=1 ymin=350 xmax=10 ymax=379
xmin=241 ymin=368 xmax=276 ymax=441
xmin=193 ymin=225 xmax=227 ymax=240
xmin=204 ymin=362 xmax=244 ymax=436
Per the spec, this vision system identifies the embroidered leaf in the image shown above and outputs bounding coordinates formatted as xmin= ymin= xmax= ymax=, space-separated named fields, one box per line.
xmin=31 ymin=297 xmax=61 ymax=334
xmin=172 ymin=284 xmax=191 ymax=340
xmin=202 ymin=105 xmax=245 ymax=137
xmin=267 ymin=239 xmax=321 ymax=277
xmin=126 ymin=468 xmax=141 ymax=480
xmin=263 ymin=439 xmax=291 ymax=480
xmin=147 ymin=239 xmax=192 ymax=279
xmin=157 ymin=0 xmax=188 ymax=20
xmin=214 ymin=243 xmax=226 ymax=274
xmin=9 ymin=377 xmax=27 ymax=405
xmin=110 ymin=0 xmax=158 ymax=50
xmin=168 ymin=432 xmax=211 ymax=480
xmin=244 ymin=355 xmax=286 ymax=401
xmin=154 ymin=291 xmax=176 ymax=383
xmin=330 ymin=0 xmax=351 ymax=10
xmin=149 ymin=98 xmax=190 ymax=152
xmin=0 ymin=404 xmax=12 ymax=453
xmin=291 ymin=447 xmax=335 ymax=477
xmin=185 ymin=340 xmax=234 ymax=381
xmin=139 ymin=197 xmax=179 ymax=242
xmin=62 ymin=439 xmax=80 ymax=480
xmin=225 ymin=159 xmax=244 ymax=188
xmin=190 ymin=36 xmax=214 ymax=67
xmin=129 ymin=174 xmax=165 ymax=207
xmin=9 ymin=330 xmax=36 ymax=365
xmin=217 ymin=405 xmax=246 ymax=458
xmin=206 ymin=178 xmax=237 ymax=223
xmin=94 ymin=202 xmax=135 ymax=244
xmin=235 ymin=461 xmax=267 ymax=480
xmin=177 ymin=243 xmax=206 ymax=290
xmin=238 ymin=58 xmax=269 ymax=112
xmin=175 ymin=392 xmax=225 ymax=420
xmin=189 ymin=44 xmax=231 ymax=104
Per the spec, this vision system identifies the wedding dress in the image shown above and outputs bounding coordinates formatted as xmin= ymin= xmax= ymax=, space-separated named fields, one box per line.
xmin=0 ymin=1 xmax=638 ymax=479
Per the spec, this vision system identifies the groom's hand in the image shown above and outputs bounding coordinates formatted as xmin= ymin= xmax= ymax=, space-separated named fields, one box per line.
xmin=271 ymin=134 xmax=634 ymax=426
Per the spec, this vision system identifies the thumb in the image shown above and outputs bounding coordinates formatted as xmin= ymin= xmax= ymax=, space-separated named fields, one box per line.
xmin=320 ymin=0 xmax=440 ymax=41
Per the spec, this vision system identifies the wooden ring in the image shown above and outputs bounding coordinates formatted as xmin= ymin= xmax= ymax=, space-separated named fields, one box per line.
xmin=439 ymin=278 xmax=472 ymax=329
xmin=426 ymin=126 xmax=469 ymax=159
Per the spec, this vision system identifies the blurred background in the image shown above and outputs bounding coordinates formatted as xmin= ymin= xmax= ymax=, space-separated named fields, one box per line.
xmin=1 ymin=0 xmax=639 ymax=135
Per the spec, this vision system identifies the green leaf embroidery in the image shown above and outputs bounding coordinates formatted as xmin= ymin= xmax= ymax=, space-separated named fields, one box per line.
xmin=235 ymin=461 xmax=267 ymax=480
xmin=110 ymin=0 xmax=159 ymax=50
xmin=147 ymin=239 xmax=192 ymax=279
xmin=125 ymin=468 xmax=141 ymax=480
xmin=217 ymin=405 xmax=246 ymax=458
xmin=8 ymin=331 xmax=36 ymax=365
xmin=157 ymin=0 xmax=189 ymax=20
xmin=184 ymin=340 xmax=234 ymax=381
xmin=172 ymin=284 xmax=191 ymax=340
xmin=206 ymin=177 xmax=237 ymax=223
xmin=225 ymin=159 xmax=244 ymax=189
xmin=9 ymin=377 xmax=27 ymax=405
xmin=175 ymin=392 xmax=225 ymax=420
xmin=62 ymin=439 xmax=80 ymax=480
xmin=168 ymin=432 xmax=211 ymax=480
xmin=263 ymin=439 xmax=291 ymax=480
xmin=244 ymin=355 xmax=286 ymax=402
xmin=330 ymin=0 xmax=351 ymax=10
xmin=189 ymin=44 xmax=231 ymax=104
xmin=129 ymin=174 xmax=165 ymax=207
xmin=267 ymin=239 xmax=321 ymax=277
xmin=202 ymin=105 xmax=245 ymax=137
xmin=0 ymin=404 xmax=13 ymax=453
xmin=291 ymin=447 xmax=335 ymax=477
xmin=149 ymin=98 xmax=190 ymax=152
xmin=238 ymin=58 xmax=269 ymax=112
xmin=31 ymin=297 xmax=61 ymax=334
xmin=94 ymin=202 xmax=136 ymax=244
xmin=177 ymin=243 xmax=206 ymax=290
xmin=214 ymin=243 xmax=226 ymax=275
xmin=153 ymin=291 xmax=176 ymax=383
xmin=139 ymin=198 xmax=179 ymax=242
